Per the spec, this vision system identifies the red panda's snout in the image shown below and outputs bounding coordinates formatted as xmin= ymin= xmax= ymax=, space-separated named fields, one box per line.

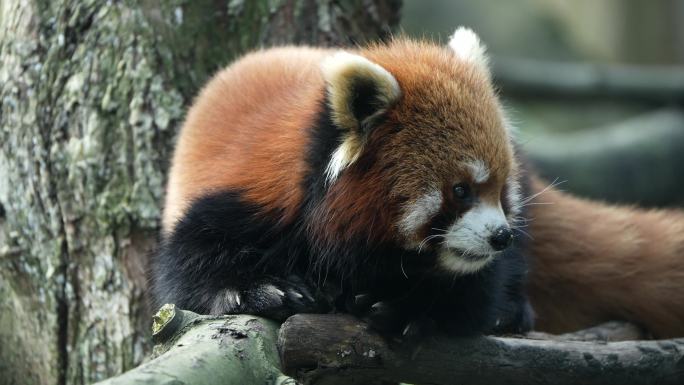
xmin=440 ymin=203 xmax=513 ymax=260
xmin=438 ymin=202 xmax=512 ymax=273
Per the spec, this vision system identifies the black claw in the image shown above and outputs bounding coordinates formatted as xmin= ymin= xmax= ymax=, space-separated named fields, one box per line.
xmin=355 ymin=293 xmax=375 ymax=308
xmin=345 ymin=293 xmax=376 ymax=315
xmin=343 ymin=293 xmax=436 ymax=342
xmin=402 ymin=323 xmax=413 ymax=337
xmin=367 ymin=302 xmax=402 ymax=333
xmin=400 ymin=317 xmax=435 ymax=345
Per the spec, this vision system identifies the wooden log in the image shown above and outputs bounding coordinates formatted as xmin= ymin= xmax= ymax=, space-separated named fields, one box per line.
xmin=525 ymin=320 xmax=647 ymax=342
xmin=278 ymin=314 xmax=684 ymax=385
xmin=94 ymin=307 xmax=292 ymax=385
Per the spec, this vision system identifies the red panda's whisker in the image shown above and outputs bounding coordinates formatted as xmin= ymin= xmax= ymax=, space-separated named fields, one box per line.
xmin=418 ymin=234 xmax=445 ymax=253
xmin=431 ymin=227 xmax=449 ymax=233
xmin=512 ymin=215 xmax=532 ymax=221
xmin=519 ymin=202 xmax=555 ymax=209
xmin=400 ymin=255 xmax=408 ymax=279
xmin=458 ymin=246 xmax=477 ymax=260
xmin=513 ymin=227 xmax=534 ymax=240
xmin=519 ymin=178 xmax=565 ymax=205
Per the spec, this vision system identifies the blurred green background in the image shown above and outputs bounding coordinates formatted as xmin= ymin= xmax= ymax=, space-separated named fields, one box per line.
xmin=401 ymin=0 xmax=684 ymax=207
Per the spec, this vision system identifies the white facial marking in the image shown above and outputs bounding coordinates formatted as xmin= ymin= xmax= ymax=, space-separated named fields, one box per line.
xmin=506 ymin=175 xmax=523 ymax=220
xmin=438 ymin=249 xmax=493 ymax=274
xmin=399 ymin=190 xmax=443 ymax=236
xmin=440 ymin=203 xmax=509 ymax=273
xmin=448 ymin=27 xmax=489 ymax=70
xmin=467 ymin=159 xmax=490 ymax=184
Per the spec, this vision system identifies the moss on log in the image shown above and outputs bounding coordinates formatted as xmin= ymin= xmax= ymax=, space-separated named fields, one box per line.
xmin=94 ymin=308 xmax=288 ymax=385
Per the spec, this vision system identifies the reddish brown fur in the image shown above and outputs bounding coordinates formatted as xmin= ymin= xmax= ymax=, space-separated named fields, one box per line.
xmin=314 ymin=40 xmax=514 ymax=246
xmin=166 ymin=39 xmax=514 ymax=248
xmin=164 ymin=37 xmax=684 ymax=338
xmin=527 ymin=176 xmax=684 ymax=338
xmin=163 ymin=47 xmax=330 ymax=232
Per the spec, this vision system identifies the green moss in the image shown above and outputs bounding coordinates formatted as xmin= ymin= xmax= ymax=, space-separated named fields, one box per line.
xmin=152 ymin=304 xmax=176 ymax=335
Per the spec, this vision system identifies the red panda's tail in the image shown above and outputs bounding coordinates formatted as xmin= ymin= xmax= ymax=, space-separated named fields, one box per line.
xmin=527 ymin=176 xmax=684 ymax=338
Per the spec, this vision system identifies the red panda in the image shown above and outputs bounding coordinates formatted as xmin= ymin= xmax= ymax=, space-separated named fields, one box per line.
xmin=153 ymin=28 xmax=532 ymax=336
xmin=152 ymin=27 xmax=684 ymax=338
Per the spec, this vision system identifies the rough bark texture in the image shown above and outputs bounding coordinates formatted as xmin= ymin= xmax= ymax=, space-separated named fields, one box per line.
xmin=279 ymin=314 xmax=684 ymax=385
xmin=94 ymin=309 xmax=288 ymax=385
xmin=92 ymin=309 xmax=655 ymax=385
xmin=0 ymin=1 xmax=401 ymax=384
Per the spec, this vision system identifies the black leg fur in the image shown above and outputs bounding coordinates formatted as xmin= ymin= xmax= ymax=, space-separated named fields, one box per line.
xmin=343 ymin=245 xmax=533 ymax=339
xmin=152 ymin=191 xmax=328 ymax=321
xmin=153 ymin=190 xmax=532 ymax=336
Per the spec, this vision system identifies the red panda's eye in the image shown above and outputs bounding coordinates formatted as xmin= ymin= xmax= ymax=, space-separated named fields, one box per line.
xmin=453 ymin=183 xmax=470 ymax=199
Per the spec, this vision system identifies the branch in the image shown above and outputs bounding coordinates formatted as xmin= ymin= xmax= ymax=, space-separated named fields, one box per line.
xmin=95 ymin=308 xmax=681 ymax=385
xmin=94 ymin=305 xmax=293 ymax=385
xmin=525 ymin=108 xmax=684 ymax=207
xmin=492 ymin=57 xmax=684 ymax=103
xmin=278 ymin=314 xmax=684 ymax=385
xmin=524 ymin=320 xmax=647 ymax=342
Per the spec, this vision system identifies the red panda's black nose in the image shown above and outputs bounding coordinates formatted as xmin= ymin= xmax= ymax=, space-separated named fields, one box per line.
xmin=489 ymin=227 xmax=513 ymax=251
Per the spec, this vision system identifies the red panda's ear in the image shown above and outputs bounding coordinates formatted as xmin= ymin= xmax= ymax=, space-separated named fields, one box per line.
xmin=321 ymin=51 xmax=400 ymax=133
xmin=448 ymin=27 xmax=490 ymax=74
xmin=321 ymin=51 xmax=401 ymax=182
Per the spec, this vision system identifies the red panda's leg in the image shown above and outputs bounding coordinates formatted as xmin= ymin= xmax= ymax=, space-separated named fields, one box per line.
xmin=152 ymin=191 xmax=329 ymax=320
xmin=345 ymin=246 xmax=533 ymax=338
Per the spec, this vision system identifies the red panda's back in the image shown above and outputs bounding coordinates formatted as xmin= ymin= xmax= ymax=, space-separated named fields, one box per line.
xmin=163 ymin=47 xmax=330 ymax=233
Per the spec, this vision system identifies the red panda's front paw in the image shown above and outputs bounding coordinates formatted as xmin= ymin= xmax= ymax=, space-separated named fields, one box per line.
xmin=210 ymin=276 xmax=329 ymax=321
xmin=347 ymin=294 xmax=434 ymax=343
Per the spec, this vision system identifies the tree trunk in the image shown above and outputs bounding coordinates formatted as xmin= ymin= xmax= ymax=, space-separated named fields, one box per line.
xmin=0 ymin=1 xmax=401 ymax=384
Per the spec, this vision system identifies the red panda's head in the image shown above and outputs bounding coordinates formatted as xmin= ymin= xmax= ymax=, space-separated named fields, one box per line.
xmin=317 ymin=28 xmax=521 ymax=274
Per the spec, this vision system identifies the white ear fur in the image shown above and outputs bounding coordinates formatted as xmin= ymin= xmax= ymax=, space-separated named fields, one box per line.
xmin=320 ymin=51 xmax=401 ymax=183
xmin=448 ymin=27 xmax=489 ymax=70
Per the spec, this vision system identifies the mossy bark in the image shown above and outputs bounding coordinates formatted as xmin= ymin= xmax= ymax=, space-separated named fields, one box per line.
xmin=0 ymin=1 xmax=400 ymax=384
xmin=95 ymin=310 xmax=288 ymax=385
